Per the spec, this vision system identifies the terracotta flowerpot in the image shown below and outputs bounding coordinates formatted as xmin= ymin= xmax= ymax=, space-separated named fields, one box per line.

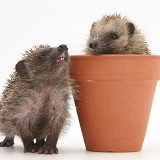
xmin=70 ymin=55 xmax=160 ymax=152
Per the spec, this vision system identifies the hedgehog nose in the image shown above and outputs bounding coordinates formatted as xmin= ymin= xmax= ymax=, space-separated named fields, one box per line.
xmin=89 ymin=42 xmax=98 ymax=49
xmin=58 ymin=44 xmax=68 ymax=51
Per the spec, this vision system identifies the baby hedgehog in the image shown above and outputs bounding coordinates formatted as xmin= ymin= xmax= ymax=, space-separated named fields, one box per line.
xmin=0 ymin=44 xmax=74 ymax=154
xmin=85 ymin=14 xmax=151 ymax=55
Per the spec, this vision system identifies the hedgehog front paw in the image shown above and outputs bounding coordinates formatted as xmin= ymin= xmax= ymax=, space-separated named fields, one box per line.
xmin=24 ymin=144 xmax=39 ymax=153
xmin=38 ymin=145 xmax=58 ymax=154
xmin=0 ymin=136 xmax=14 ymax=147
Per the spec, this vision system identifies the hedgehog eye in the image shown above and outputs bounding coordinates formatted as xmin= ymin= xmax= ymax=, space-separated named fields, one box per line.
xmin=39 ymin=52 xmax=47 ymax=59
xmin=109 ymin=33 xmax=119 ymax=40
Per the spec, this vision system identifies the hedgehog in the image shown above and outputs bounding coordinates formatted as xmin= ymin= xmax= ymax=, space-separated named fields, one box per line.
xmin=85 ymin=14 xmax=151 ymax=55
xmin=0 ymin=44 xmax=75 ymax=154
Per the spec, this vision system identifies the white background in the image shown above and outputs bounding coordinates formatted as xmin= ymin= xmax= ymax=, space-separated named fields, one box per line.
xmin=0 ymin=0 xmax=160 ymax=159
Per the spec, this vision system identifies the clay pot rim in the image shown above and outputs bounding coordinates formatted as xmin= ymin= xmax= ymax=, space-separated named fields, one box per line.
xmin=70 ymin=54 xmax=160 ymax=80
xmin=70 ymin=54 xmax=160 ymax=59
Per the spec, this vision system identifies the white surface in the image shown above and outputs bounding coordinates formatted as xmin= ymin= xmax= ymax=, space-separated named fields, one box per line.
xmin=0 ymin=0 xmax=160 ymax=159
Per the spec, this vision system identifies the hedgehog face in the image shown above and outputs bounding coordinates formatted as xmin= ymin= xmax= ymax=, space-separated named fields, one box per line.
xmin=87 ymin=15 xmax=135 ymax=54
xmin=15 ymin=44 xmax=69 ymax=80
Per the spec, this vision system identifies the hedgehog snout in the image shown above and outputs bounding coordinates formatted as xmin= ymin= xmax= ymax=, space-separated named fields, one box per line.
xmin=58 ymin=44 xmax=68 ymax=52
xmin=89 ymin=41 xmax=98 ymax=49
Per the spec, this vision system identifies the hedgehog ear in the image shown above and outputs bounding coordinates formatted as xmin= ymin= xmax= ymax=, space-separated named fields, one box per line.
xmin=127 ymin=22 xmax=135 ymax=35
xmin=90 ymin=22 xmax=96 ymax=35
xmin=91 ymin=22 xmax=96 ymax=28
xmin=15 ymin=60 xmax=29 ymax=79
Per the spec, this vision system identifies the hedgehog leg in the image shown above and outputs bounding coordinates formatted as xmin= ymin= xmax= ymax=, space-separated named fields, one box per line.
xmin=21 ymin=136 xmax=39 ymax=153
xmin=0 ymin=136 xmax=14 ymax=147
xmin=38 ymin=134 xmax=58 ymax=154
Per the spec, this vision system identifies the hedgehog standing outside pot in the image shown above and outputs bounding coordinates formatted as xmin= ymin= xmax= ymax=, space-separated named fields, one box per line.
xmin=0 ymin=44 xmax=76 ymax=154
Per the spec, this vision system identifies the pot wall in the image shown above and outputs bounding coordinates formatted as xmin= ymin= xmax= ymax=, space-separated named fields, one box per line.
xmin=76 ymin=79 xmax=157 ymax=152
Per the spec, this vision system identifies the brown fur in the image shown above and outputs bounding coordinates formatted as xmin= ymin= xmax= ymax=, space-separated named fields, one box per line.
xmin=85 ymin=14 xmax=151 ymax=55
xmin=0 ymin=44 xmax=75 ymax=154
